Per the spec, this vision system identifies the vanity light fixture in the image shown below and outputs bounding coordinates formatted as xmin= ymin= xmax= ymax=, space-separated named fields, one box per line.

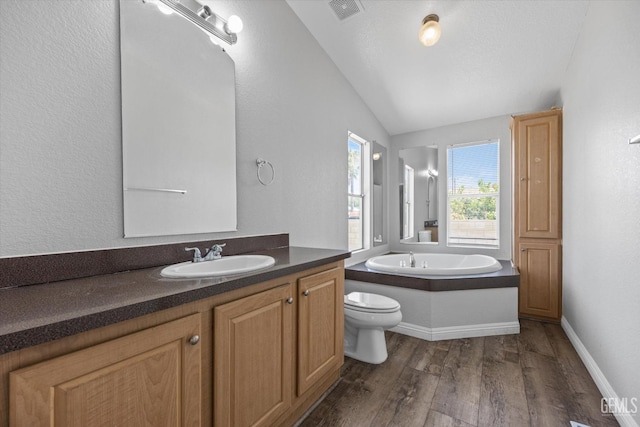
xmin=146 ymin=0 xmax=243 ymax=45
xmin=196 ymin=4 xmax=212 ymax=19
xmin=418 ymin=14 xmax=441 ymax=47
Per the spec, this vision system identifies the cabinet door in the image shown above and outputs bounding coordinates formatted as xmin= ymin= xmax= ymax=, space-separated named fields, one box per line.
xmin=518 ymin=242 xmax=561 ymax=321
xmin=297 ymin=267 xmax=344 ymax=396
xmin=10 ymin=314 xmax=202 ymax=427
xmin=514 ymin=111 xmax=562 ymax=239
xmin=214 ymin=283 xmax=294 ymax=427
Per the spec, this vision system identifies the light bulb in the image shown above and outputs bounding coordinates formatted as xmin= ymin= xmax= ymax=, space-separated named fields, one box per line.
xmin=156 ymin=2 xmax=173 ymax=15
xmin=225 ymin=15 xmax=243 ymax=34
xmin=419 ymin=14 xmax=441 ymax=47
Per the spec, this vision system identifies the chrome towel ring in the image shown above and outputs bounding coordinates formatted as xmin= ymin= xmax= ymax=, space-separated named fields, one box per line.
xmin=256 ymin=158 xmax=275 ymax=186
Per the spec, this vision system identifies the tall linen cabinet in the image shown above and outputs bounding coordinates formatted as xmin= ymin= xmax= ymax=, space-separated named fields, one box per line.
xmin=512 ymin=109 xmax=563 ymax=322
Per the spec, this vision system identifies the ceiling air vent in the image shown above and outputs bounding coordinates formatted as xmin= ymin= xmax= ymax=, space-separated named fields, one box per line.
xmin=328 ymin=0 xmax=364 ymax=21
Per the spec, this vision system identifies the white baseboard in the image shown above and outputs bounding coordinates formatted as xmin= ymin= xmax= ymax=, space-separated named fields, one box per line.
xmin=390 ymin=320 xmax=520 ymax=342
xmin=561 ymin=317 xmax=639 ymax=427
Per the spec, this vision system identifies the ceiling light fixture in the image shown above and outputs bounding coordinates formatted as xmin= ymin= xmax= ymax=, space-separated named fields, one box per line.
xmin=146 ymin=0 xmax=243 ymax=45
xmin=418 ymin=14 xmax=441 ymax=47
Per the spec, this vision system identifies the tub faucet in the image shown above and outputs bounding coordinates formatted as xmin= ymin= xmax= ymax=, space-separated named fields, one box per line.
xmin=409 ymin=251 xmax=415 ymax=268
xmin=204 ymin=243 xmax=226 ymax=261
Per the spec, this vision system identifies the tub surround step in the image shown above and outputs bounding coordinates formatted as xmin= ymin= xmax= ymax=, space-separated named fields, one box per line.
xmin=345 ymin=261 xmax=520 ymax=342
xmin=346 ymin=259 xmax=518 ymax=292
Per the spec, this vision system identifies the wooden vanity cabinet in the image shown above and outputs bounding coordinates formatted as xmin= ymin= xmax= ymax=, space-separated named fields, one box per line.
xmin=512 ymin=109 xmax=563 ymax=321
xmin=10 ymin=314 xmax=202 ymax=427
xmin=517 ymin=241 xmax=561 ymax=320
xmin=214 ymin=265 xmax=344 ymax=427
xmin=297 ymin=266 xmax=344 ymax=396
xmin=5 ymin=260 xmax=344 ymax=427
xmin=214 ymin=283 xmax=295 ymax=427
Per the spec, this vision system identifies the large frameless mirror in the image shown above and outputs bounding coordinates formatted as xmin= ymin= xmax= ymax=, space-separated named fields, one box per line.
xmin=399 ymin=145 xmax=438 ymax=244
xmin=120 ymin=0 xmax=237 ymax=237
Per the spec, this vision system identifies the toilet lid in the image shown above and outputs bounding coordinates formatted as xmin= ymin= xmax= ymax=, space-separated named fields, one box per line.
xmin=344 ymin=292 xmax=400 ymax=312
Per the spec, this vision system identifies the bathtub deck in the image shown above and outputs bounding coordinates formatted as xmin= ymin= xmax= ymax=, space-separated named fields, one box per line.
xmin=300 ymin=319 xmax=619 ymax=427
xmin=346 ymin=259 xmax=519 ymax=292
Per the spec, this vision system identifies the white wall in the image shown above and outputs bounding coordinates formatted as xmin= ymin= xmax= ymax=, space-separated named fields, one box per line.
xmin=0 ymin=0 xmax=390 ymax=257
xmin=390 ymin=115 xmax=513 ymax=260
xmin=560 ymin=0 xmax=640 ymax=419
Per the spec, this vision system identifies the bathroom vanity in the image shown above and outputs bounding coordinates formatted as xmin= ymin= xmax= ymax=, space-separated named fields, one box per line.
xmin=0 ymin=236 xmax=348 ymax=426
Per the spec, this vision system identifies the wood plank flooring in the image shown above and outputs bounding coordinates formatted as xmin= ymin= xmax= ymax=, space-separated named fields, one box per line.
xmin=301 ymin=320 xmax=619 ymax=427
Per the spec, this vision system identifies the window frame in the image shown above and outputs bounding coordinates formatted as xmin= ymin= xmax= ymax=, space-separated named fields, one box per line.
xmin=446 ymin=139 xmax=500 ymax=249
xmin=348 ymin=132 xmax=370 ymax=252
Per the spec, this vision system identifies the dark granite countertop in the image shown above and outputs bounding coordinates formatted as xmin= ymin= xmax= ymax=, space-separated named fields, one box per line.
xmin=0 ymin=246 xmax=350 ymax=355
xmin=346 ymin=259 xmax=519 ymax=291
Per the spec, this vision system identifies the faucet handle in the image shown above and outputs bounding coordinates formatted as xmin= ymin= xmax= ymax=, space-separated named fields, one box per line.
xmin=185 ymin=247 xmax=202 ymax=262
xmin=204 ymin=243 xmax=226 ymax=260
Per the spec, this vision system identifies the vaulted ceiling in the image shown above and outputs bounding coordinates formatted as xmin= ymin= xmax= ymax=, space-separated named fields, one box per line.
xmin=286 ymin=0 xmax=589 ymax=135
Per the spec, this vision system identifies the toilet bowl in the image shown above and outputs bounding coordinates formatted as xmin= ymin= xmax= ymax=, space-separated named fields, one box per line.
xmin=343 ymin=292 xmax=402 ymax=364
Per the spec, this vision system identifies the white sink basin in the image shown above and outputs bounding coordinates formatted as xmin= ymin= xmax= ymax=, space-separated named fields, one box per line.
xmin=161 ymin=255 xmax=276 ymax=278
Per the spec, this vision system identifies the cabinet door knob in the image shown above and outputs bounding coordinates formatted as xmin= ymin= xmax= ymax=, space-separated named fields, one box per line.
xmin=286 ymin=297 xmax=294 ymax=304
xmin=520 ymin=177 xmax=526 ymax=181
xmin=188 ymin=335 xmax=200 ymax=346
xmin=521 ymin=248 xmax=526 ymax=252
xmin=303 ymin=290 xmax=309 ymax=296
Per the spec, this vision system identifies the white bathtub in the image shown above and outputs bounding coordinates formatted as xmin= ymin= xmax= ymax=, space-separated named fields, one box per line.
xmin=365 ymin=253 xmax=502 ymax=275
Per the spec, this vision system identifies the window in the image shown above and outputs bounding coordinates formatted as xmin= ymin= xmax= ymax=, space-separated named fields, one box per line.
xmin=348 ymin=133 xmax=369 ymax=252
xmin=447 ymin=140 xmax=500 ymax=247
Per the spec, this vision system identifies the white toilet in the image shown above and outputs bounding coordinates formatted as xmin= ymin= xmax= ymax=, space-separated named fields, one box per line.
xmin=343 ymin=292 xmax=402 ymax=364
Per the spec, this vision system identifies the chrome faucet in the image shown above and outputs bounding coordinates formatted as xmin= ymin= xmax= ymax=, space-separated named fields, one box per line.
xmin=204 ymin=243 xmax=226 ymax=261
xmin=185 ymin=243 xmax=226 ymax=263
xmin=185 ymin=247 xmax=204 ymax=263
xmin=409 ymin=251 xmax=416 ymax=268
